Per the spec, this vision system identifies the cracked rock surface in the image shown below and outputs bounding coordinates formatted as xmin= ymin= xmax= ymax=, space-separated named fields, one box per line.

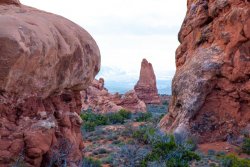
xmin=0 ymin=0 xmax=100 ymax=166
xmin=160 ymin=0 xmax=250 ymax=143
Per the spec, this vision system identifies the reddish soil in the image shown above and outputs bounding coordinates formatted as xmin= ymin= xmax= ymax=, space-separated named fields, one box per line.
xmin=198 ymin=142 xmax=250 ymax=159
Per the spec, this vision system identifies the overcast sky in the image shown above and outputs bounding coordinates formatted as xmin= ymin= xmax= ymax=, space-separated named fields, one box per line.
xmin=21 ymin=0 xmax=187 ymax=81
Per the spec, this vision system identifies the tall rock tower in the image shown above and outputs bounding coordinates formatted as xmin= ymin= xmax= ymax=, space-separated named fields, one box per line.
xmin=134 ymin=59 xmax=161 ymax=104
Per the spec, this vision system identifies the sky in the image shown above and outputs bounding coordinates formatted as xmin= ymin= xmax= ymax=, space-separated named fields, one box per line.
xmin=21 ymin=0 xmax=187 ymax=93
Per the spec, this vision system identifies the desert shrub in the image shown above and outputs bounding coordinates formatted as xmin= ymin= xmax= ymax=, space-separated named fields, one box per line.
xmin=121 ymin=124 xmax=134 ymax=137
xmin=185 ymin=138 xmax=198 ymax=151
xmin=135 ymin=112 xmax=152 ymax=122
xmin=81 ymin=110 xmax=132 ymax=131
xmin=48 ymin=139 xmax=73 ymax=167
xmin=106 ymin=133 xmax=118 ymax=141
xmin=241 ymin=129 xmax=250 ymax=137
xmin=208 ymin=149 xmax=216 ymax=156
xmin=100 ymin=155 xmax=114 ymax=164
xmin=81 ymin=112 xmax=108 ymax=132
xmin=216 ymin=151 xmax=226 ymax=156
xmin=112 ymin=145 xmax=150 ymax=167
xmin=81 ymin=112 xmax=108 ymax=126
xmin=112 ymin=140 xmax=121 ymax=145
xmin=93 ymin=148 xmax=109 ymax=155
xmin=83 ymin=122 xmax=96 ymax=132
xmin=106 ymin=110 xmax=132 ymax=124
xmin=219 ymin=154 xmax=250 ymax=167
xmin=107 ymin=112 xmax=125 ymax=124
xmin=82 ymin=157 xmax=101 ymax=167
xmin=132 ymin=126 xmax=156 ymax=144
xmin=93 ymin=128 xmax=106 ymax=136
xmin=118 ymin=109 xmax=131 ymax=119
xmin=242 ymin=137 xmax=250 ymax=155
xmin=133 ymin=126 xmax=200 ymax=167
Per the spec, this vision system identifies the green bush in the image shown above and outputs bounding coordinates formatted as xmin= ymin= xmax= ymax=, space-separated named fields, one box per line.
xmin=220 ymin=154 xmax=250 ymax=167
xmin=133 ymin=126 xmax=200 ymax=167
xmin=242 ymin=137 xmax=250 ymax=155
xmin=107 ymin=113 xmax=125 ymax=124
xmin=81 ymin=112 xmax=108 ymax=126
xmin=135 ymin=112 xmax=152 ymax=122
xmin=82 ymin=157 xmax=101 ymax=167
xmin=118 ymin=109 xmax=131 ymax=119
xmin=83 ymin=122 xmax=96 ymax=132
xmin=93 ymin=148 xmax=109 ymax=155
xmin=100 ymin=155 xmax=114 ymax=164
xmin=81 ymin=110 xmax=132 ymax=131
xmin=81 ymin=112 xmax=107 ymax=132
xmin=132 ymin=126 xmax=156 ymax=144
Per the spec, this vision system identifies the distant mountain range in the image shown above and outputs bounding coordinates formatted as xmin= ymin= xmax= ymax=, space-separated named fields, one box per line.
xmin=103 ymin=79 xmax=172 ymax=95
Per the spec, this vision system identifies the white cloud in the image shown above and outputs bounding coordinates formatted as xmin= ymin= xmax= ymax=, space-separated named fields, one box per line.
xmin=21 ymin=0 xmax=186 ymax=84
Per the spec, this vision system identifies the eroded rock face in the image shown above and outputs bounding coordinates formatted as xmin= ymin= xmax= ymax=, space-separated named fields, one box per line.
xmin=81 ymin=78 xmax=146 ymax=113
xmin=160 ymin=0 xmax=250 ymax=143
xmin=116 ymin=90 xmax=147 ymax=113
xmin=0 ymin=1 xmax=100 ymax=166
xmin=0 ymin=0 xmax=20 ymax=5
xmin=134 ymin=59 xmax=160 ymax=104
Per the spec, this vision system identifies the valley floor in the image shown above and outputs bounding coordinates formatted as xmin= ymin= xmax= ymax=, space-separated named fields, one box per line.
xmin=81 ymin=104 xmax=250 ymax=167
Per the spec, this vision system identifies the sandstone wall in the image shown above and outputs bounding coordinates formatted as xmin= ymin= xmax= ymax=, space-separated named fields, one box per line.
xmin=0 ymin=1 xmax=100 ymax=166
xmin=160 ymin=0 xmax=250 ymax=143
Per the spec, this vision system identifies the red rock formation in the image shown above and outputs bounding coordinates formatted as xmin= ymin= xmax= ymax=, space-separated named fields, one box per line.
xmin=81 ymin=79 xmax=123 ymax=113
xmin=0 ymin=1 xmax=100 ymax=166
xmin=0 ymin=0 xmax=20 ymax=5
xmin=117 ymin=90 xmax=147 ymax=112
xmin=81 ymin=79 xmax=146 ymax=113
xmin=134 ymin=59 xmax=160 ymax=104
xmin=160 ymin=0 xmax=250 ymax=143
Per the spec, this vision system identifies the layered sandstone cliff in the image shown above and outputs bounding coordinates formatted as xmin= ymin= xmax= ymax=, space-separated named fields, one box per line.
xmin=81 ymin=78 xmax=146 ymax=113
xmin=0 ymin=1 xmax=100 ymax=166
xmin=134 ymin=59 xmax=161 ymax=104
xmin=160 ymin=0 xmax=250 ymax=143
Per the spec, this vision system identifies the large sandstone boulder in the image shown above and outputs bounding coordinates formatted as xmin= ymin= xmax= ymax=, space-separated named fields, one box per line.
xmin=117 ymin=90 xmax=147 ymax=113
xmin=0 ymin=1 xmax=100 ymax=166
xmin=134 ymin=59 xmax=161 ymax=104
xmin=160 ymin=0 xmax=250 ymax=143
xmin=81 ymin=78 xmax=146 ymax=113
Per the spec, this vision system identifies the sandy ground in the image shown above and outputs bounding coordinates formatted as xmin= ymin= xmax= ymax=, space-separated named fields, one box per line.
xmin=198 ymin=141 xmax=250 ymax=158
